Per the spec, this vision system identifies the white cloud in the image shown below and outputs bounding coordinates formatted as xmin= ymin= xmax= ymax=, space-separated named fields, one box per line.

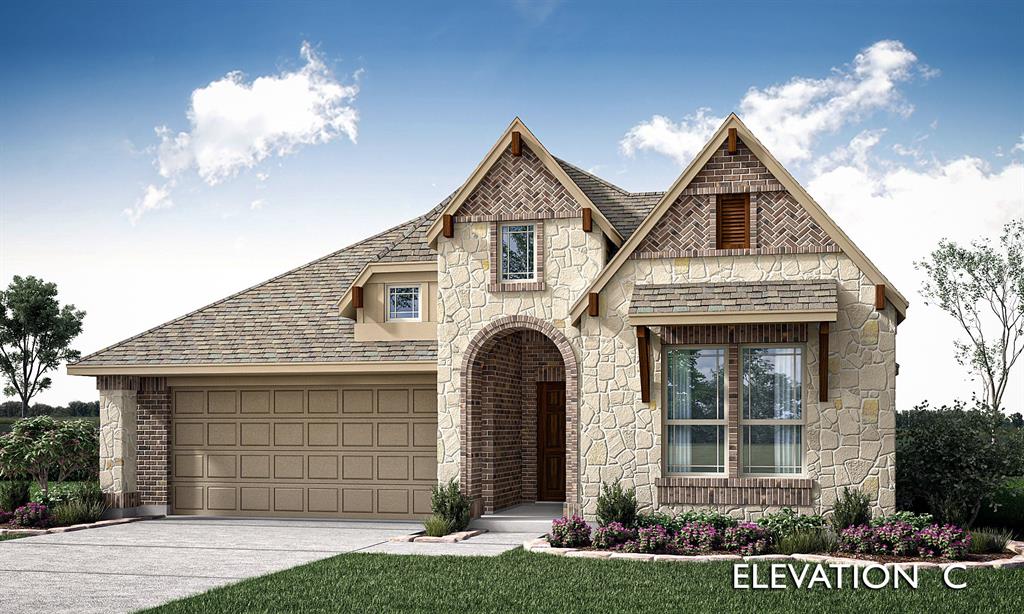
xmin=809 ymin=135 xmax=1024 ymax=407
xmin=123 ymin=183 xmax=173 ymax=225
xmin=250 ymin=199 xmax=265 ymax=210
xmin=1012 ymin=134 xmax=1024 ymax=154
xmin=621 ymin=40 xmax=920 ymax=165
xmin=132 ymin=42 xmax=359 ymax=222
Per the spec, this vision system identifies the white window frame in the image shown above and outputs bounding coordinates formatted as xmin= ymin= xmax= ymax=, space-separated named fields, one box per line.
xmin=385 ymin=284 xmax=423 ymax=322
xmin=499 ymin=223 xmax=537 ymax=282
xmin=662 ymin=345 xmax=727 ymax=476
xmin=739 ymin=344 xmax=806 ymax=476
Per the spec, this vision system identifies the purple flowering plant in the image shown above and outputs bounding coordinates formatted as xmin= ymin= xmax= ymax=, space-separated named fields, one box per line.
xmin=592 ymin=522 xmax=636 ymax=549
xmin=633 ymin=524 xmax=671 ymax=553
xmin=12 ymin=502 xmax=50 ymax=528
xmin=673 ymin=522 xmax=719 ymax=554
xmin=872 ymin=521 xmax=920 ymax=556
xmin=722 ymin=522 xmax=771 ymax=555
xmin=917 ymin=524 xmax=971 ymax=559
xmin=838 ymin=522 xmax=971 ymax=560
xmin=548 ymin=515 xmax=591 ymax=548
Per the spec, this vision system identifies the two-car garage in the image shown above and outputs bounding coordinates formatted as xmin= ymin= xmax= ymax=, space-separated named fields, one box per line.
xmin=168 ymin=379 xmax=438 ymax=519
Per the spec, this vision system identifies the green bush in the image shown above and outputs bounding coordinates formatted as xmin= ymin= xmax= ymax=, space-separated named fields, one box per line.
xmin=896 ymin=402 xmax=1024 ymax=525
xmin=975 ymin=477 xmax=1024 ymax=535
xmin=29 ymin=481 xmax=101 ymax=507
xmin=757 ymin=508 xmax=825 ymax=540
xmin=870 ymin=511 xmax=933 ymax=530
xmin=595 ymin=481 xmax=638 ymax=528
xmin=50 ymin=498 xmax=105 ymax=527
xmin=430 ymin=479 xmax=471 ymax=533
xmin=0 ymin=480 xmax=31 ymax=512
xmin=423 ymin=515 xmax=450 ymax=537
xmin=968 ymin=527 xmax=1014 ymax=554
xmin=830 ymin=487 xmax=871 ymax=532
xmin=774 ymin=529 xmax=838 ymax=555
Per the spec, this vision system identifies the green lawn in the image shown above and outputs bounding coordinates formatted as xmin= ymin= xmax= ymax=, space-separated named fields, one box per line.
xmin=141 ymin=548 xmax=1024 ymax=614
xmin=0 ymin=533 xmax=26 ymax=541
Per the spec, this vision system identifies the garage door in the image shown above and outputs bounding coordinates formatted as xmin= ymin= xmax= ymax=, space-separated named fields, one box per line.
xmin=170 ymin=384 xmax=437 ymax=519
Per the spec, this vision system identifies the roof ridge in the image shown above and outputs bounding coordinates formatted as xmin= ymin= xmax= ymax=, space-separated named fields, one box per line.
xmin=75 ymin=212 xmax=428 ymax=365
xmin=553 ymin=156 xmax=630 ymax=196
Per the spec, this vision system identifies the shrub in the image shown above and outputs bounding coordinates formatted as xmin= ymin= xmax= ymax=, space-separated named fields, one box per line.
xmin=896 ymin=402 xmax=1024 ymax=524
xmin=423 ymin=515 xmax=451 ymax=537
xmin=917 ymin=524 xmax=971 ymax=559
xmin=633 ymin=525 xmax=671 ymax=553
xmin=774 ymin=529 xmax=837 ymax=555
xmin=635 ymin=511 xmax=677 ymax=531
xmin=873 ymin=521 xmax=920 ymax=556
xmin=0 ymin=480 xmax=30 ymax=512
xmin=0 ymin=510 xmax=11 ymax=524
xmin=548 ymin=515 xmax=591 ymax=548
xmin=968 ymin=527 xmax=1014 ymax=554
xmin=430 ymin=479 xmax=471 ymax=533
xmin=0 ymin=417 xmax=100 ymax=498
xmin=870 ymin=511 xmax=933 ymax=531
xmin=50 ymin=498 xmax=105 ymax=527
xmin=976 ymin=477 xmax=1024 ymax=534
xmin=676 ymin=509 xmax=739 ymax=532
xmin=757 ymin=508 xmax=825 ymax=540
xmin=12 ymin=502 xmax=49 ymax=528
xmin=595 ymin=481 xmax=638 ymax=528
xmin=838 ymin=525 xmax=877 ymax=554
xmin=592 ymin=522 xmax=636 ymax=549
xmin=672 ymin=522 xmax=718 ymax=554
xmin=830 ymin=487 xmax=871 ymax=532
xmin=30 ymin=481 xmax=102 ymax=507
xmin=722 ymin=522 xmax=771 ymax=555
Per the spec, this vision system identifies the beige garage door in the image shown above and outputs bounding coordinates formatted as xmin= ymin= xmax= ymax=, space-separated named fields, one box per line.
xmin=170 ymin=384 xmax=437 ymax=519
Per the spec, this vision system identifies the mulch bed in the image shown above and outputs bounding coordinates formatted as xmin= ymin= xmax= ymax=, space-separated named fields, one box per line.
xmin=834 ymin=552 xmax=1009 ymax=564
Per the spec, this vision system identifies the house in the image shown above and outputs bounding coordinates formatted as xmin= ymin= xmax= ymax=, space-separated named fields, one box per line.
xmin=69 ymin=115 xmax=903 ymax=521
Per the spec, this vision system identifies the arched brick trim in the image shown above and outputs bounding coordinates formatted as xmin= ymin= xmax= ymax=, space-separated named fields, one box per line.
xmin=460 ymin=315 xmax=579 ymax=515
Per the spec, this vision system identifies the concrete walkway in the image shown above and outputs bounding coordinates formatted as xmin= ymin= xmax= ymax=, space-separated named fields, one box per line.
xmin=0 ymin=517 xmax=422 ymax=614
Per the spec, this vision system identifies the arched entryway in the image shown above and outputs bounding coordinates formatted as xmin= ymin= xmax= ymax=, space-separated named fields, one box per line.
xmin=460 ymin=316 xmax=579 ymax=515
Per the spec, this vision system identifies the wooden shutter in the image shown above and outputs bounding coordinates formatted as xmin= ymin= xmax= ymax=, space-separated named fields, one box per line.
xmin=716 ymin=193 xmax=750 ymax=249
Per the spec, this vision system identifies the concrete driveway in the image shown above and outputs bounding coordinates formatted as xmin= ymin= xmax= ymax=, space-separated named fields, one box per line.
xmin=0 ymin=517 xmax=422 ymax=614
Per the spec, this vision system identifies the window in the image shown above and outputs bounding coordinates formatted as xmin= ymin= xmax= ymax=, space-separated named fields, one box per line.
xmin=664 ymin=347 xmax=726 ymax=474
xmin=387 ymin=285 xmax=421 ymax=321
xmin=500 ymin=223 xmax=536 ymax=281
xmin=741 ymin=346 xmax=803 ymax=474
xmin=716 ymin=193 xmax=750 ymax=249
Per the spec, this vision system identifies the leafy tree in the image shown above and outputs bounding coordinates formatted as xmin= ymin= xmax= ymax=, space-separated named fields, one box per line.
xmin=0 ymin=276 xmax=86 ymax=417
xmin=896 ymin=401 xmax=1024 ymax=526
xmin=915 ymin=219 xmax=1024 ymax=412
xmin=0 ymin=416 xmax=99 ymax=496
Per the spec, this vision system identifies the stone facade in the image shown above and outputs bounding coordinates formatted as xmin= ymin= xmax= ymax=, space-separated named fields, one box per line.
xmin=97 ymin=375 xmax=170 ymax=514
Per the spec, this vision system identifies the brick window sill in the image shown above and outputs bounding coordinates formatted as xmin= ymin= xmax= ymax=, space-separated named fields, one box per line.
xmin=655 ymin=476 xmax=813 ymax=506
xmin=488 ymin=281 xmax=546 ymax=293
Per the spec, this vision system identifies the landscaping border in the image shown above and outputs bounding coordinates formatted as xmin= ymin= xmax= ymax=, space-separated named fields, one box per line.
xmin=388 ymin=529 xmax=487 ymax=544
xmin=0 ymin=516 xmax=153 ymax=538
xmin=522 ymin=538 xmax=1024 ymax=570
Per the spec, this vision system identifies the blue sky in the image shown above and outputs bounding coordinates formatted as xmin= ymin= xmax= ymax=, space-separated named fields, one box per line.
xmin=1 ymin=0 xmax=1022 ymax=408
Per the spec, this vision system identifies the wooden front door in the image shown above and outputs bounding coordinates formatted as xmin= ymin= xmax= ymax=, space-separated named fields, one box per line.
xmin=537 ymin=382 xmax=566 ymax=501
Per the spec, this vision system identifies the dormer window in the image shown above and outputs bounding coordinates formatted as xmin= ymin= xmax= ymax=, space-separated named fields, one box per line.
xmin=387 ymin=285 xmax=421 ymax=321
xmin=716 ymin=193 xmax=750 ymax=249
xmin=500 ymin=223 xmax=536 ymax=282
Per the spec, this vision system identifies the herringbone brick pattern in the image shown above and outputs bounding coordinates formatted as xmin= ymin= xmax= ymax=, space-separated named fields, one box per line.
xmin=633 ymin=194 xmax=709 ymax=255
xmin=684 ymin=138 xmax=782 ymax=195
xmin=455 ymin=144 xmax=580 ymax=220
xmin=758 ymin=191 xmax=838 ymax=250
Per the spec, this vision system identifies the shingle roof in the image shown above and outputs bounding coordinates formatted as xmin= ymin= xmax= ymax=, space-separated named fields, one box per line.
xmin=75 ymin=154 xmax=666 ymax=369
xmin=555 ymin=158 xmax=663 ymax=239
xmin=629 ymin=280 xmax=838 ymax=315
xmin=74 ymin=207 xmax=444 ymax=367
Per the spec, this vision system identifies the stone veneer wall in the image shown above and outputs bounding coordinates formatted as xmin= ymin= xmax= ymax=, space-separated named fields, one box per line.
xmin=582 ymin=253 xmax=897 ymax=518
xmin=97 ymin=375 xmax=170 ymax=513
xmin=438 ymin=217 xmax=602 ymax=513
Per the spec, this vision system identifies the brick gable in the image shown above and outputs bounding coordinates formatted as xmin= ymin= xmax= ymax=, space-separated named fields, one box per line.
xmin=632 ymin=137 xmax=840 ymax=258
xmin=454 ymin=143 xmax=580 ymax=221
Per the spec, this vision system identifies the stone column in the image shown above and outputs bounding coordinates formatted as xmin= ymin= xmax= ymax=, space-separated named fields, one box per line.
xmin=97 ymin=375 xmax=140 ymax=516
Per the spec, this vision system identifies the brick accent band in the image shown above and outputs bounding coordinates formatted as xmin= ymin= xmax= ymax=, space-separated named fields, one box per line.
xmin=655 ymin=477 xmax=813 ymax=507
xmin=137 ymin=377 xmax=170 ymax=507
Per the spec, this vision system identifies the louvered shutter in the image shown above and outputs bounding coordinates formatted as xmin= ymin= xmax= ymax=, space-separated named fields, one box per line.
xmin=716 ymin=194 xmax=750 ymax=249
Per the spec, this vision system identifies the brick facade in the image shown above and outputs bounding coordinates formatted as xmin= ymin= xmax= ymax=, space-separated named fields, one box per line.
xmin=136 ymin=377 xmax=171 ymax=507
xmin=460 ymin=316 xmax=578 ymax=514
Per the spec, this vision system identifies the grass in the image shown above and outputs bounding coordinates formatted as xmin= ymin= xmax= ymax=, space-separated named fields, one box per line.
xmin=0 ymin=533 xmax=26 ymax=541
xmin=140 ymin=548 xmax=1024 ymax=614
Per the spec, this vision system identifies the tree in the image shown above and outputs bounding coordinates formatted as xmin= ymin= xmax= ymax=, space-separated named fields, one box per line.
xmin=915 ymin=219 xmax=1024 ymax=412
xmin=0 ymin=416 xmax=98 ymax=497
xmin=0 ymin=276 xmax=86 ymax=418
xmin=895 ymin=401 xmax=1024 ymax=525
